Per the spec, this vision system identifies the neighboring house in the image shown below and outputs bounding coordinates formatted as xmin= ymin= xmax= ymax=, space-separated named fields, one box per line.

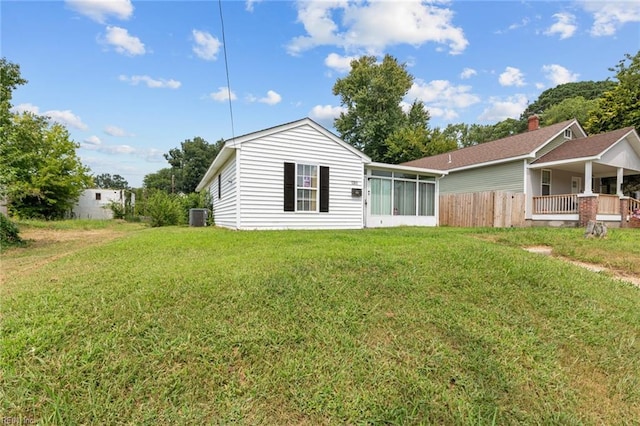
xmin=71 ymin=189 xmax=126 ymax=220
xmin=403 ymin=115 xmax=640 ymax=227
xmin=196 ymin=118 xmax=447 ymax=230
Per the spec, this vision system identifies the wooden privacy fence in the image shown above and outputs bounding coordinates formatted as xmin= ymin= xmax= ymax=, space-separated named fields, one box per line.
xmin=439 ymin=191 xmax=526 ymax=227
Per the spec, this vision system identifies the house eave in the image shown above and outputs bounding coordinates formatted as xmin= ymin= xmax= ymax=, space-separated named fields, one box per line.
xmin=195 ymin=145 xmax=236 ymax=192
xmin=528 ymin=155 xmax=601 ymax=169
xmin=446 ymin=154 xmax=533 ymax=172
xmin=367 ymin=162 xmax=448 ymax=176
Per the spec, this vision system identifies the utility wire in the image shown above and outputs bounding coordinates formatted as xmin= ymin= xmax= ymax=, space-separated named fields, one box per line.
xmin=218 ymin=0 xmax=235 ymax=140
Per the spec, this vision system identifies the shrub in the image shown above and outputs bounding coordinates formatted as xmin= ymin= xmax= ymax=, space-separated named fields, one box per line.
xmin=108 ymin=201 xmax=126 ymax=219
xmin=146 ymin=191 xmax=183 ymax=227
xmin=0 ymin=214 xmax=24 ymax=249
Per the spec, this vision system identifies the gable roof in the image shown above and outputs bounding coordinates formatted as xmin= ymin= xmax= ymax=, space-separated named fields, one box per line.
xmin=401 ymin=119 xmax=578 ymax=171
xmin=531 ymin=126 xmax=637 ymax=165
xmin=196 ymin=117 xmax=371 ymax=192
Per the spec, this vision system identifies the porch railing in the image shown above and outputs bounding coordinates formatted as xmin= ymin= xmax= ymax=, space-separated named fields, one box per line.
xmin=533 ymin=194 xmax=577 ymax=214
xmin=598 ymin=194 xmax=620 ymax=214
xmin=630 ymin=198 xmax=640 ymax=215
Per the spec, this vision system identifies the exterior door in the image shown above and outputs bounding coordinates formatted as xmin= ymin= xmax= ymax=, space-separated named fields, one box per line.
xmin=571 ymin=176 xmax=582 ymax=194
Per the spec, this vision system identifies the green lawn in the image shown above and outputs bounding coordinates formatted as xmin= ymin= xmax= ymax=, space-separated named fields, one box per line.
xmin=2 ymin=224 xmax=639 ymax=424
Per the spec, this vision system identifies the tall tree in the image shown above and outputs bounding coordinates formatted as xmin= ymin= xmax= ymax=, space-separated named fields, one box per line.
xmin=1 ymin=58 xmax=28 ymax=191
xmin=541 ymin=96 xmax=598 ymax=126
xmin=4 ymin=113 xmax=92 ymax=219
xmin=1 ymin=59 xmax=92 ymax=218
xmin=143 ymin=168 xmax=174 ymax=193
xmin=333 ymin=55 xmax=420 ymax=161
xmin=585 ymin=51 xmax=640 ymax=134
xmin=520 ymin=80 xmax=615 ymax=121
xmin=94 ymin=173 xmax=129 ymax=189
xmin=164 ymin=137 xmax=224 ymax=193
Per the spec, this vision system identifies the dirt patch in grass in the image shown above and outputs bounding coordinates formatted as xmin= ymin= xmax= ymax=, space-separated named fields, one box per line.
xmin=523 ymin=245 xmax=640 ymax=288
xmin=1 ymin=227 xmax=128 ymax=288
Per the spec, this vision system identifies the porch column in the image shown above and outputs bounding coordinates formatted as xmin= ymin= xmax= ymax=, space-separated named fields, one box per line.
xmin=616 ymin=167 xmax=624 ymax=196
xmin=578 ymin=194 xmax=598 ymax=227
xmin=584 ymin=161 xmax=593 ymax=195
xmin=620 ymin=197 xmax=630 ymax=228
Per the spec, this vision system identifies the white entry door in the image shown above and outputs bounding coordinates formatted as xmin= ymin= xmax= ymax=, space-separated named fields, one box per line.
xmin=571 ymin=176 xmax=582 ymax=194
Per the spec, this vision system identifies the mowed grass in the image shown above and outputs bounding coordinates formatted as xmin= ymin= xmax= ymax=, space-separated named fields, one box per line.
xmin=1 ymin=223 xmax=639 ymax=424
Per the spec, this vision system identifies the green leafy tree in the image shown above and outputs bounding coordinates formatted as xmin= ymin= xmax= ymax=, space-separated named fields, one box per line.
xmin=143 ymin=168 xmax=174 ymax=193
xmin=333 ymin=55 xmax=425 ymax=161
xmin=586 ymin=51 xmax=640 ymax=134
xmin=4 ymin=113 xmax=93 ymax=219
xmin=164 ymin=137 xmax=224 ymax=193
xmin=1 ymin=58 xmax=28 ymax=191
xmin=94 ymin=173 xmax=129 ymax=189
xmin=541 ymin=96 xmax=598 ymax=126
xmin=521 ymin=80 xmax=615 ymax=121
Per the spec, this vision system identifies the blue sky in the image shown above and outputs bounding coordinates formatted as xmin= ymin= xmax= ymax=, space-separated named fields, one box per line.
xmin=3 ymin=0 xmax=640 ymax=187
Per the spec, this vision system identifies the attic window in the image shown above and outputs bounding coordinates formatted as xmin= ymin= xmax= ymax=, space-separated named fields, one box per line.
xmin=564 ymin=129 xmax=572 ymax=139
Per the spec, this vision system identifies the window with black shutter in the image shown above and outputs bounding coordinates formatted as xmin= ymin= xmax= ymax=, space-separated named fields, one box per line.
xmin=284 ymin=162 xmax=295 ymax=211
xmin=320 ymin=166 xmax=329 ymax=212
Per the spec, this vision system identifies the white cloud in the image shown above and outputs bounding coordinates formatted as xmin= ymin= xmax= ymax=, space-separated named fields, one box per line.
xmin=66 ymin=0 xmax=133 ymax=23
xmin=258 ymin=90 xmax=282 ymax=105
xmin=325 ymin=53 xmax=355 ymax=73
xmin=425 ymin=106 xmax=459 ymax=121
xmin=104 ymin=125 xmax=132 ymax=137
xmin=545 ymin=12 xmax=577 ymax=39
xmin=104 ymin=26 xmax=145 ymax=56
xmin=460 ymin=67 xmax=477 ymax=79
xmin=309 ymin=104 xmax=345 ymax=122
xmin=542 ymin=64 xmax=579 ymax=86
xmin=478 ymin=94 xmax=529 ymax=122
xmin=46 ymin=110 xmax=89 ymax=130
xmin=245 ymin=0 xmax=263 ymax=12
xmin=499 ymin=67 xmax=526 ymax=87
xmin=119 ymin=75 xmax=181 ymax=89
xmin=287 ymin=1 xmax=468 ymax=56
xmin=210 ymin=87 xmax=237 ymax=102
xmin=192 ymin=30 xmax=222 ymax=61
xmin=535 ymin=82 xmax=546 ymax=90
xmin=12 ymin=103 xmax=88 ymax=130
xmin=84 ymin=135 xmax=102 ymax=146
xmin=408 ymin=79 xmax=481 ymax=110
xmin=12 ymin=103 xmax=40 ymax=114
xmin=579 ymin=1 xmax=640 ymax=36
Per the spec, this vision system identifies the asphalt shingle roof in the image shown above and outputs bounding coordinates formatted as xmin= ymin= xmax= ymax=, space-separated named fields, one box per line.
xmin=402 ymin=119 xmax=576 ymax=171
xmin=532 ymin=126 xmax=635 ymax=164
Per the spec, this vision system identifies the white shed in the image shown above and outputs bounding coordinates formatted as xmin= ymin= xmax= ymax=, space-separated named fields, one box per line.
xmin=196 ymin=118 xmax=446 ymax=230
xmin=71 ymin=189 xmax=125 ymax=220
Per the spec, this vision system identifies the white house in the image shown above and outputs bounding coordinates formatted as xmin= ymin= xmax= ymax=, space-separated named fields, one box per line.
xmin=71 ymin=189 xmax=126 ymax=220
xmin=196 ymin=118 xmax=447 ymax=230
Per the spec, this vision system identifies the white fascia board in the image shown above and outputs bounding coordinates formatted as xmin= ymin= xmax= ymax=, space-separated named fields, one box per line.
xmin=367 ymin=161 xmax=448 ymax=176
xmin=195 ymin=145 xmax=235 ymax=192
xmin=446 ymin=155 xmax=532 ymax=172
xmin=528 ymin=156 xmax=600 ymax=169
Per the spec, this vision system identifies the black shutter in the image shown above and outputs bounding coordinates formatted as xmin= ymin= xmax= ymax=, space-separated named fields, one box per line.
xmin=320 ymin=166 xmax=329 ymax=213
xmin=284 ymin=162 xmax=295 ymax=211
xmin=217 ymin=174 xmax=221 ymax=199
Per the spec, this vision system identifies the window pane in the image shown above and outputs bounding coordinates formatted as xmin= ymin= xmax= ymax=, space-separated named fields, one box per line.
xmin=394 ymin=173 xmax=417 ymax=180
xmin=419 ymin=175 xmax=435 ymax=182
xmin=394 ymin=180 xmax=416 ymax=215
xmin=370 ymin=178 xmax=391 ymax=215
xmin=419 ymin=182 xmax=435 ymax=216
xmin=371 ymin=170 xmax=392 ymax=177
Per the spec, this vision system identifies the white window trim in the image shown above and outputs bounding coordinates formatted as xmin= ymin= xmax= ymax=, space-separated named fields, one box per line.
xmin=541 ymin=169 xmax=552 ymax=195
xmin=295 ymin=162 xmax=319 ymax=213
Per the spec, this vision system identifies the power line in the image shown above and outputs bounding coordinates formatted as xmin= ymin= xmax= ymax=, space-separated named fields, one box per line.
xmin=218 ymin=0 xmax=235 ymax=140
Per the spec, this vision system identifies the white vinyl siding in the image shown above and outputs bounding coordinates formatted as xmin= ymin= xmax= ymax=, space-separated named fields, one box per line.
xmin=440 ymin=161 xmax=524 ymax=194
xmin=210 ymin=154 xmax=237 ymax=228
xmin=238 ymin=124 xmax=364 ymax=229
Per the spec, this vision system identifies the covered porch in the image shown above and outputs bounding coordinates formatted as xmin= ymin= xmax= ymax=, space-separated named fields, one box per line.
xmin=530 ymin=159 xmax=640 ymax=227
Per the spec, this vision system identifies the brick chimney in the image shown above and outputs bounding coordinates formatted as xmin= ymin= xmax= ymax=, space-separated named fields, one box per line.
xmin=528 ymin=114 xmax=540 ymax=131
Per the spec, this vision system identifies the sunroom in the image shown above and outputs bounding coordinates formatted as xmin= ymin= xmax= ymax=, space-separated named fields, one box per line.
xmin=364 ymin=163 xmax=447 ymax=228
